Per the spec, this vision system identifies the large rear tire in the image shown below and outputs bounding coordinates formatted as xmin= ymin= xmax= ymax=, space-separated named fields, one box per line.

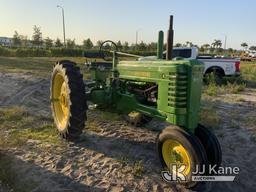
xmin=157 ymin=126 xmax=208 ymax=189
xmin=51 ymin=60 xmax=87 ymax=140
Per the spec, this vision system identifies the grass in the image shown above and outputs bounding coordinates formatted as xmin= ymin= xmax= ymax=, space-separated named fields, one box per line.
xmin=199 ymin=99 xmax=221 ymax=129
xmin=0 ymin=107 xmax=62 ymax=149
xmin=204 ymin=71 xmax=247 ymax=96
xmin=242 ymin=116 xmax=256 ymax=128
xmin=0 ymin=57 xmax=92 ymax=77
xmin=132 ymin=160 xmax=144 ymax=177
xmin=86 ymin=121 xmax=102 ymax=132
xmin=117 ymin=156 xmax=144 ymax=177
xmin=0 ymin=56 xmax=133 ymax=77
xmin=99 ymin=110 xmax=121 ymax=121
xmin=204 ymin=78 xmax=246 ymax=96
xmin=203 ymin=61 xmax=255 ymax=96
xmin=240 ymin=61 xmax=256 ymax=81
xmin=117 ymin=156 xmax=129 ymax=165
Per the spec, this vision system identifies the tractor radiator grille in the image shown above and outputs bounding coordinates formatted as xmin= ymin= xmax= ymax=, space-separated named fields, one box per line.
xmin=167 ymin=72 xmax=188 ymax=108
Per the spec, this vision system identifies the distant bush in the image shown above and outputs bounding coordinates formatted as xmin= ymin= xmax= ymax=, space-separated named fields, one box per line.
xmin=0 ymin=46 xmax=15 ymax=56
xmin=126 ymin=50 xmax=156 ymax=56
xmin=50 ymin=48 xmax=84 ymax=57
xmin=16 ymin=48 xmax=50 ymax=57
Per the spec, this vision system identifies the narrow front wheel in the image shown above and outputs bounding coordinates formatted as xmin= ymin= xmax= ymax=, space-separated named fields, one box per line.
xmin=157 ymin=126 xmax=208 ymax=188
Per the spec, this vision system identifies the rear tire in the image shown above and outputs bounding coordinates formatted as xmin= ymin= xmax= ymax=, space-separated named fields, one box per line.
xmin=157 ymin=126 xmax=208 ymax=189
xmin=51 ymin=60 xmax=87 ymax=140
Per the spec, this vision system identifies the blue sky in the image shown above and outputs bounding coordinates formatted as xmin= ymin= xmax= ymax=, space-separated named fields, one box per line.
xmin=0 ymin=0 xmax=255 ymax=49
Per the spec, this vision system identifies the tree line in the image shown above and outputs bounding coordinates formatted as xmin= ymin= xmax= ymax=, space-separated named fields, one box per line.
xmin=240 ymin=42 xmax=256 ymax=51
xmin=10 ymin=26 xmax=256 ymax=53
xmin=11 ymin=26 xmax=158 ymax=51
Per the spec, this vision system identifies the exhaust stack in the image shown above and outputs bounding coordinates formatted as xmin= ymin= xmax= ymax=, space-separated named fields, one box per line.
xmin=166 ymin=15 xmax=174 ymax=60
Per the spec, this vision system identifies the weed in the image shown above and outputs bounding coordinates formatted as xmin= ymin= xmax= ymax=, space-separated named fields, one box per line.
xmin=0 ymin=107 xmax=61 ymax=148
xmin=229 ymin=120 xmax=240 ymax=129
xmin=204 ymin=82 xmax=246 ymax=96
xmin=86 ymin=121 xmax=101 ymax=132
xmin=117 ymin=156 xmax=129 ymax=166
xmin=236 ymin=97 xmax=246 ymax=102
xmin=199 ymin=106 xmax=220 ymax=129
xmin=240 ymin=62 xmax=256 ymax=81
xmin=132 ymin=160 xmax=144 ymax=177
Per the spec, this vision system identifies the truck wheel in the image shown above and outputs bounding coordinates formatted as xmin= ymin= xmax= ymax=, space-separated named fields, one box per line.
xmin=205 ymin=71 xmax=223 ymax=85
xmin=157 ymin=126 xmax=208 ymax=189
xmin=51 ymin=60 xmax=87 ymax=140
xmin=195 ymin=124 xmax=222 ymax=173
xmin=213 ymin=71 xmax=223 ymax=85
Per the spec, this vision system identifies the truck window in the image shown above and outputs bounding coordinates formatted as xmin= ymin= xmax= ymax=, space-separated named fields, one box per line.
xmin=172 ymin=49 xmax=192 ymax=58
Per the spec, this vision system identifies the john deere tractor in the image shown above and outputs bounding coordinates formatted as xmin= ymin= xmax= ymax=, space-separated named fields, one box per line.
xmin=50 ymin=16 xmax=221 ymax=188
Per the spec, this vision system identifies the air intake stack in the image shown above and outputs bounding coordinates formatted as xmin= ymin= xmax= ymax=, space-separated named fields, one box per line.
xmin=166 ymin=15 xmax=174 ymax=60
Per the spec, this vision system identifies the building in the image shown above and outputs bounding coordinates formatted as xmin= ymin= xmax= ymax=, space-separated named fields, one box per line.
xmin=0 ymin=37 xmax=13 ymax=46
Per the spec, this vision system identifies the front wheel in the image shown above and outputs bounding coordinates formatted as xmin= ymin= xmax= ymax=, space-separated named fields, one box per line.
xmin=157 ymin=126 xmax=208 ymax=189
xmin=50 ymin=60 xmax=87 ymax=140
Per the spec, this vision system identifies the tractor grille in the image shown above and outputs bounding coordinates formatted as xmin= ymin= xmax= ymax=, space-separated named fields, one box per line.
xmin=167 ymin=72 xmax=188 ymax=108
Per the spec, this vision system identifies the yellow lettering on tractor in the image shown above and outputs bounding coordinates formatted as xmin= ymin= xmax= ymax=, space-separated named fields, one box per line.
xmin=128 ymin=71 xmax=151 ymax=78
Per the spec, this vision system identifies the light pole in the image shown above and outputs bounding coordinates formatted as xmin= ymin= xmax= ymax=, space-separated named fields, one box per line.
xmin=136 ymin=29 xmax=140 ymax=46
xmin=223 ymin=34 xmax=227 ymax=50
xmin=57 ymin=5 xmax=66 ymax=47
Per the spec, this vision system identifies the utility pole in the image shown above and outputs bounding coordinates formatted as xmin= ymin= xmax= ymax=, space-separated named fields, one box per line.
xmin=136 ymin=29 xmax=140 ymax=46
xmin=57 ymin=5 xmax=66 ymax=47
xmin=135 ymin=29 xmax=140 ymax=47
xmin=224 ymin=35 xmax=227 ymax=50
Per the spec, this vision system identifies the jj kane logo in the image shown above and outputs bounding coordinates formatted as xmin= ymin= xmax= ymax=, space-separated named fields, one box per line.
xmin=162 ymin=164 xmax=240 ymax=182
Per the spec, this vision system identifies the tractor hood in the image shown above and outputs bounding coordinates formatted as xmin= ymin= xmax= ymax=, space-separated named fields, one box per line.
xmin=117 ymin=59 xmax=203 ymax=82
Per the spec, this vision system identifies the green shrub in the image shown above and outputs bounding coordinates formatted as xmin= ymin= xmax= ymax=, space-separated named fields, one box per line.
xmin=0 ymin=47 xmax=157 ymax=57
xmin=0 ymin=46 xmax=14 ymax=56
xmin=126 ymin=50 xmax=156 ymax=56
xmin=16 ymin=48 xmax=50 ymax=57
xmin=50 ymin=48 xmax=84 ymax=57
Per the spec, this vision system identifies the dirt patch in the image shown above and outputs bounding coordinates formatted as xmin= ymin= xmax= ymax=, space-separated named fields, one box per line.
xmin=0 ymin=72 xmax=256 ymax=192
xmin=0 ymin=72 xmax=50 ymax=116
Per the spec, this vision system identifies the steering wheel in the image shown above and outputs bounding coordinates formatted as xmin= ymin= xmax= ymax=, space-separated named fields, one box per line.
xmin=99 ymin=40 xmax=118 ymax=61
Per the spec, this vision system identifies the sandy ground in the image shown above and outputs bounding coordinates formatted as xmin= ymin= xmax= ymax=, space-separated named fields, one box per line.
xmin=0 ymin=72 xmax=256 ymax=192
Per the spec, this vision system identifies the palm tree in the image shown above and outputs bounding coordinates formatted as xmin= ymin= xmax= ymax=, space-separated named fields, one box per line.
xmin=185 ymin=41 xmax=193 ymax=47
xmin=216 ymin=40 xmax=222 ymax=48
xmin=241 ymin=42 xmax=248 ymax=50
xmin=200 ymin=44 xmax=210 ymax=53
xmin=204 ymin=44 xmax=210 ymax=49
xmin=211 ymin=40 xmax=217 ymax=49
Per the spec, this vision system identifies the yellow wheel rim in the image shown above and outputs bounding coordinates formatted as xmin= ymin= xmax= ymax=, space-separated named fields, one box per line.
xmin=52 ymin=72 xmax=70 ymax=130
xmin=162 ymin=139 xmax=191 ymax=176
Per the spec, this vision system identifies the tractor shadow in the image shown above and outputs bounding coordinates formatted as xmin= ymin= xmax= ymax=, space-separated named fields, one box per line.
xmin=0 ymin=151 xmax=103 ymax=192
xmin=76 ymin=131 xmax=161 ymax=173
xmin=74 ymin=131 xmax=183 ymax=191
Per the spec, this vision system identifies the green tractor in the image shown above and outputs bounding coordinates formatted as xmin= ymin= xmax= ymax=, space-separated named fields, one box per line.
xmin=50 ymin=16 xmax=221 ymax=188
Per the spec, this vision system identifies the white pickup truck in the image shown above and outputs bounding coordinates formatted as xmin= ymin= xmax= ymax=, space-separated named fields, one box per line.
xmin=139 ymin=47 xmax=241 ymax=84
